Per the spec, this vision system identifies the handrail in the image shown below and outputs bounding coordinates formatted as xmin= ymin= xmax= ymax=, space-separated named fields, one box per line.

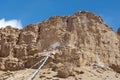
xmin=27 ymin=53 xmax=51 ymax=80
xmin=6 ymin=53 xmax=50 ymax=80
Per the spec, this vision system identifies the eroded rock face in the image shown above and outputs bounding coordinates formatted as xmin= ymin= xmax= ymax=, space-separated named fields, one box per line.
xmin=0 ymin=11 xmax=119 ymax=72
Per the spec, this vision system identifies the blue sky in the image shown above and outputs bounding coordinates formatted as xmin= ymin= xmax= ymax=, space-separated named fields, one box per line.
xmin=0 ymin=0 xmax=120 ymax=31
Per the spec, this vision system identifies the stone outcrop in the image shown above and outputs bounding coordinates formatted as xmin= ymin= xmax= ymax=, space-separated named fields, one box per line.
xmin=57 ymin=65 xmax=73 ymax=78
xmin=0 ymin=11 xmax=120 ymax=73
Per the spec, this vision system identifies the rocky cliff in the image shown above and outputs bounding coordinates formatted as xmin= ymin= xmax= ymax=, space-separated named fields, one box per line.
xmin=0 ymin=11 xmax=119 ymax=74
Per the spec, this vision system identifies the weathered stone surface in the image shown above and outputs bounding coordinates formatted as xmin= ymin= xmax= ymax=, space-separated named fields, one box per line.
xmin=13 ymin=45 xmax=27 ymax=58
xmin=57 ymin=65 xmax=72 ymax=78
xmin=0 ymin=11 xmax=119 ymax=73
xmin=4 ymin=59 xmax=24 ymax=71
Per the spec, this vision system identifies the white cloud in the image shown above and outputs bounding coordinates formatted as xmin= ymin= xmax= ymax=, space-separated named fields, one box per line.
xmin=0 ymin=18 xmax=22 ymax=29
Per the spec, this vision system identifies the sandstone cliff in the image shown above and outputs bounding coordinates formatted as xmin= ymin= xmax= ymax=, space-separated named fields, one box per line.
xmin=0 ymin=11 xmax=119 ymax=74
